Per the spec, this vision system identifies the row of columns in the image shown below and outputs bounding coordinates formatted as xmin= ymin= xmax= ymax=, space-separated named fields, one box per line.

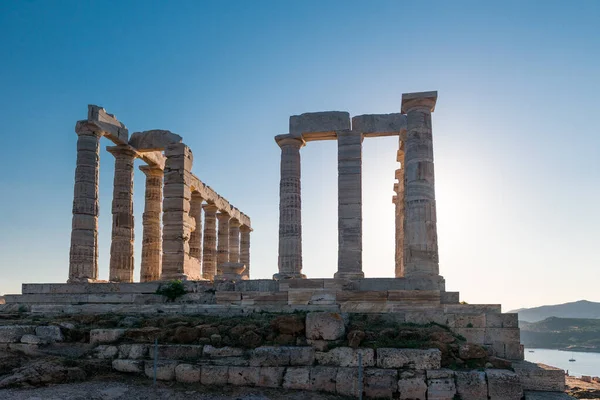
xmin=274 ymin=91 xmax=439 ymax=280
xmin=68 ymin=135 xmax=251 ymax=283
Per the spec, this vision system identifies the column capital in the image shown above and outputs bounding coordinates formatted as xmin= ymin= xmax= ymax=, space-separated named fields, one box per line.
xmin=107 ymin=145 xmax=138 ymax=158
xmin=275 ymin=134 xmax=305 ymax=149
xmin=202 ymin=203 xmax=219 ymax=214
xmin=229 ymin=218 xmax=241 ymax=227
xmin=401 ymin=91 xmax=438 ymax=113
xmin=75 ymin=120 xmax=104 ymax=138
xmin=240 ymin=225 xmax=252 ymax=233
xmin=216 ymin=211 xmax=231 ymax=220
xmin=139 ymin=165 xmax=163 ymax=177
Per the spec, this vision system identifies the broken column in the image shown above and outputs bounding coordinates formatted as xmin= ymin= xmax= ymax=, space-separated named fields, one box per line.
xmin=401 ymin=91 xmax=439 ymax=277
xmin=161 ymin=143 xmax=199 ymax=280
xmin=107 ymin=145 xmax=137 ymax=282
xmin=69 ymin=127 xmax=102 ymax=282
xmin=275 ymin=135 xmax=306 ymax=280
xmin=228 ymin=218 xmax=241 ymax=263
xmin=202 ymin=204 xmax=218 ymax=280
xmin=189 ymin=193 xmax=204 ymax=277
xmin=240 ymin=225 xmax=251 ymax=279
xmin=335 ymin=129 xmax=364 ymax=279
xmin=139 ymin=165 xmax=163 ymax=282
xmin=394 ymin=139 xmax=406 ymax=278
xmin=216 ymin=211 xmax=230 ymax=275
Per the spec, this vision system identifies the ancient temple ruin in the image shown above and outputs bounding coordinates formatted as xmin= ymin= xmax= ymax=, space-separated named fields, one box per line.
xmin=69 ymin=105 xmax=252 ymax=283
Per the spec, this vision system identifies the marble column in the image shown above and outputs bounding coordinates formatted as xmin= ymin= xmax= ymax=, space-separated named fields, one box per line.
xmin=202 ymin=204 xmax=218 ymax=280
xmin=240 ymin=225 xmax=251 ymax=279
xmin=216 ymin=211 xmax=230 ymax=275
xmin=69 ymin=129 xmax=102 ymax=282
xmin=189 ymin=193 xmax=204 ymax=278
xmin=394 ymin=140 xmax=406 ymax=278
xmin=139 ymin=165 xmax=163 ymax=282
xmin=229 ymin=219 xmax=241 ymax=263
xmin=401 ymin=91 xmax=439 ymax=277
xmin=335 ymin=129 xmax=364 ymax=279
xmin=275 ymin=135 xmax=306 ymax=279
xmin=107 ymin=145 xmax=137 ymax=282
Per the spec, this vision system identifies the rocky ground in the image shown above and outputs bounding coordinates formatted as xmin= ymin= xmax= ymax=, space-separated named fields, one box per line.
xmin=566 ymin=376 xmax=600 ymax=399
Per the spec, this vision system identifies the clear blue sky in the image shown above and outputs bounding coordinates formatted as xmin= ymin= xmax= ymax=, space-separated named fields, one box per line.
xmin=0 ymin=1 xmax=598 ymax=310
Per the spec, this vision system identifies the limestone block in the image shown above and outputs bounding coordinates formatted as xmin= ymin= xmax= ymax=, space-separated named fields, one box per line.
xmin=203 ymin=345 xmax=244 ymax=358
xmin=144 ymin=360 xmax=177 ymax=381
xmin=290 ymin=111 xmax=350 ymax=137
xmin=129 ymin=129 xmax=182 ymax=151
xmin=288 ymin=346 xmax=315 ymax=366
xmin=250 ymin=346 xmax=290 ymax=366
xmin=90 ymin=329 xmax=126 ymax=346
xmin=315 ymin=347 xmax=374 ymax=367
xmin=505 ymin=342 xmax=524 ymax=360
xmin=215 ymin=291 xmax=242 ymax=304
xmin=452 ymin=328 xmax=485 ymax=344
xmin=398 ymin=371 xmax=427 ymax=400
xmin=94 ymin=345 xmax=119 ymax=359
xmin=455 ymin=371 xmax=488 ymax=400
xmin=487 ymin=369 xmax=523 ymax=400
xmin=486 ymin=313 xmax=519 ymax=328
xmin=228 ymin=366 xmax=259 ymax=386
xmin=0 ymin=326 xmax=35 ymax=343
xmin=336 ymin=367 xmax=361 ymax=397
xmin=440 ymin=291 xmax=460 ymax=304
xmin=512 ymin=361 xmax=565 ymax=392
xmin=175 ymin=363 xmax=201 ymax=383
xmin=283 ymin=367 xmax=311 ymax=390
xmin=210 ymin=356 xmax=249 ymax=366
xmin=112 ymin=359 xmax=143 ymax=373
xmin=257 ymin=367 xmax=285 ymax=388
xmin=404 ymin=311 xmax=449 ymax=325
xmin=310 ymin=366 xmax=337 ymax=393
xmin=427 ymin=369 xmax=456 ymax=400
xmin=35 ymin=326 xmax=63 ymax=342
xmin=364 ymin=368 xmax=398 ymax=399
xmin=201 ymin=365 xmax=229 ymax=385
xmin=149 ymin=344 xmax=203 ymax=361
xmin=20 ymin=334 xmax=46 ymax=345
xmin=387 ymin=290 xmax=441 ymax=303
xmin=306 ymin=312 xmax=346 ymax=340
xmin=118 ymin=344 xmax=148 ymax=359
xmin=307 ymin=290 xmax=337 ymax=305
xmin=451 ymin=314 xmax=486 ymax=329
xmin=376 ymin=348 xmax=441 ymax=370
xmin=484 ymin=328 xmax=520 ymax=344
xmin=336 ymin=291 xmax=387 ymax=302
xmin=352 ymin=113 xmax=406 ymax=136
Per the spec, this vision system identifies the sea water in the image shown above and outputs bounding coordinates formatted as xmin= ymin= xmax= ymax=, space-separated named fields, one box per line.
xmin=525 ymin=348 xmax=600 ymax=377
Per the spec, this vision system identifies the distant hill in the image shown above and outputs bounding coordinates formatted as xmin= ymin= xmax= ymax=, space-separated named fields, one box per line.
xmin=510 ymin=300 xmax=600 ymax=322
xmin=520 ymin=317 xmax=600 ymax=352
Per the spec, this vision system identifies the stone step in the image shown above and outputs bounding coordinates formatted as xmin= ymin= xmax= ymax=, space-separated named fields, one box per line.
xmin=513 ymin=361 xmax=566 ymax=392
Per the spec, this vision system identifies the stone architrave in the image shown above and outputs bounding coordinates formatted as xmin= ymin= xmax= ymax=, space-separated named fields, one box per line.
xmin=275 ymin=135 xmax=306 ymax=279
xmin=229 ymin=219 xmax=241 ymax=263
xmin=161 ymin=143 xmax=198 ymax=280
xmin=394 ymin=140 xmax=406 ymax=278
xmin=202 ymin=204 xmax=218 ymax=280
xmin=240 ymin=225 xmax=251 ymax=279
xmin=107 ymin=145 xmax=137 ymax=282
xmin=69 ymin=129 xmax=103 ymax=282
xmin=139 ymin=165 xmax=163 ymax=282
xmin=216 ymin=212 xmax=230 ymax=276
xmin=401 ymin=91 xmax=439 ymax=277
xmin=335 ymin=130 xmax=364 ymax=279
xmin=189 ymin=193 xmax=204 ymax=277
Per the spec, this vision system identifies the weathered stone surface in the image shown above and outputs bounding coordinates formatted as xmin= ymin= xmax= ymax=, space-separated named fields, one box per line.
xmin=459 ymin=343 xmax=488 ymax=359
xmin=288 ymin=346 xmax=315 ymax=365
xmin=0 ymin=326 xmax=35 ymax=343
xmin=310 ymin=366 xmax=337 ymax=393
xmin=455 ymin=370 xmax=488 ymax=400
xmin=487 ymin=369 xmax=523 ymax=400
xmin=290 ymin=111 xmax=350 ymax=137
xmin=377 ymin=348 xmax=441 ymax=369
xmin=427 ymin=369 xmax=456 ymax=400
xmin=398 ymin=371 xmax=427 ymax=400
xmin=306 ymin=312 xmax=345 ymax=340
xmin=513 ymin=361 xmax=565 ymax=392
xmin=336 ymin=367 xmax=361 ymax=397
xmin=201 ymin=366 xmax=228 ymax=385
xmin=250 ymin=346 xmax=289 ymax=366
xmin=35 ymin=326 xmax=63 ymax=342
xmin=352 ymin=113 xmax=406 ymax=136
xmin=149 ymin=344 xmax=203 ymax=361
xmin=283 ymin=367 xmax=311 ymax=390
xmin=175 ymin=363 xmax=201 ymax=383
xmin=257 ymin=367 xmax=285 ymax=388
xmin=129 ymin=129 xmax=182 ymax=151
xmin=20 ymin=334 xmax=46 ymax=345
xmin=203 ymin=345 xmax=244 ymax=358
xmin=93 ymin=345 xmax=119 ymax=359
xmin=118 ymin=344 xmax=148 ymax=359
xmin=364 ymin=368 xmax=398 ymax=399
xmin=90 ymin=329 xmax=125 ymax=345
xmin=144 ymin=360 xmax=177 ymax=381
xmin=112 ymin=359 xmax=142 ymax=373
xmin=315 ymin=347 xmax=374 ymax=367
xmin=228 ymin=366 xmax=259 ymax=386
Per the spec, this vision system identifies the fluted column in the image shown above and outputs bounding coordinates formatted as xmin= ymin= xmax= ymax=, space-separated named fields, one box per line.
xmin=216 ymin=211 xmax=230 ymax=275
xmin=229 ymin=219 xmax=241 ymax=263
xmin=335 ymin=129 xmax=364 ymax=279
xmin=107 ymin=145 xmax=137 ymax=282
xmin=240 ymin=225 xmax=251 ymax=279
xmin=401 ymin=91 xmax=439 ymax=277
xmin=202 ymin=204 xmax=218 ymax=280
xmin=394 ymin=139 xmax=406 ymax=278
xmin=275 ymin=135 xmax=306 ymax=280
xmin=139 ymin=165 xmax=163 ymax=282
xmin=69 ymin=129 xmax=102 ymax=282
xmin=189 ymin=193 xmax=204 ymax=278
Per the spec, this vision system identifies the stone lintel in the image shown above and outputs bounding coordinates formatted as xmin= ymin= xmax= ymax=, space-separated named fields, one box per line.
xmin=401 ymin=91 xmax=438 ymax=113
xmin=352 ymin=113 xmax=407 ymax=137
xmin=86 ymin=105 xmax=129 ymax=142
xmin=190 ymin=178 xmax=251 ymax=229
xmin=129 ymin=129 xmax=183 ymax=152
xmin=289 ymin=111 xmax=350 ymax=141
